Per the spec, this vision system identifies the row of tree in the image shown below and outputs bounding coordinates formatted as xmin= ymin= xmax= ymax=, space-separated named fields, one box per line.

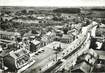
xmin=53 ymin=8 xmax=80 ymax=14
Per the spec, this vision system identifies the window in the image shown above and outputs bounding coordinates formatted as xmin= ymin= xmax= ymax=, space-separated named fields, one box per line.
xmin=15 ymin=53 xmax=20 ymax=57
xmin=63 ymin=53 xmax=65 ymax=55
xmin=23 ymin=50 xmax=27 ymax=54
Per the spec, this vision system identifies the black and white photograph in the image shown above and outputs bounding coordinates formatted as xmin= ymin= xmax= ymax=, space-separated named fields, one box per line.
xmin=0 ymin=0 xmax=105 ymax=73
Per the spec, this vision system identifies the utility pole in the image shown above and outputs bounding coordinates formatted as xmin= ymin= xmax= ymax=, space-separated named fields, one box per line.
xmin=55 ymin=52 xmax=58 ymax=61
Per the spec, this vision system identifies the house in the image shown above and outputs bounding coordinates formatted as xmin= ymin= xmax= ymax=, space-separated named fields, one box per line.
xmin=23 ymin=30 xmax=40 ymax=38
xmin=54 ymin=31 xmax=75 ymax=44
xmin=67 ymin=28 xmax=79 ymax=39
xmin=20 ymin=38 xmax=30 ymax=51
xmin=0 ymin=49 xmax=10 ymax=70
xmin=30 ymin=39 xmax=40 ymax=52
xmin=3 ymin=49 xmax=30 ymax=70
xmin=1 ymin=16 xmax=13 ymax=21
xmin=0 ymin=30 xmax=21 ymax=41
xmin=41 ymin=31 xmax=56 ymax=46
xmin=54 ymin=25 xmax=64 ymax=30
xmin=71 ymin=49 xmax=98 ymax=73
xmin=60 ymin=34 xmax=74 ymax=43
xmin=0 ymin=46 xmax=2 ymax=52
xmin=93 ymin=50 xmax=105 ymax=72
xmin=95 ymin=50 xmax=105 ymax=61
xmin=71 ymin=61 xmax=94 ymax=73
xmin=13 ymin=19 xmax=40 ymax=24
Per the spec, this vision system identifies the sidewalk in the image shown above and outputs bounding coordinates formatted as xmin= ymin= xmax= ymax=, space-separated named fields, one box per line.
xmin=0 ymin=69 xmax=3 ymax=73
xmin=17 ymin=60 xmax=35 ymax=73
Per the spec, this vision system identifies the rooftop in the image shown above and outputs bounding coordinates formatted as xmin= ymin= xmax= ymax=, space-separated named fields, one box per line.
xmin=0 ymin=50 xmax=10 ymax=57
xmin=31 ymin=39 xmax=40 ymax=45
xmin=9 ymin=49 xmax=29 ymax=59
xmin=71 ymin=61 xmax=93 ymax=73
xmin=95 ymin=50 xmax=105 ymax=60
xmin=0 ymin=30 xmax=20 ymax=36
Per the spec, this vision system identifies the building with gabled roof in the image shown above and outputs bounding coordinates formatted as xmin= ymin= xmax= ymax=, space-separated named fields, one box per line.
xmin=71 ymin=49 xmax=98 ymax=73
xmin=71 ymin=61 xmax=93 ymax=73
xmin=0 ymin=30 xmax=21 ymax=41
xmin=93 ymin=50 xmax=105 ymax=72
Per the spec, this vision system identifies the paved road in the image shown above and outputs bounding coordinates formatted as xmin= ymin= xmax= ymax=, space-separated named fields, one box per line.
xmin=52 ymin=21 xmax=98 ymax=72
xmin=22 ymin=21 xmax=98 ymax=73
xmin=22 ymin=41 xmax=69 ymax=73
xmin=57 ymin=36 xmax=91 ymax=72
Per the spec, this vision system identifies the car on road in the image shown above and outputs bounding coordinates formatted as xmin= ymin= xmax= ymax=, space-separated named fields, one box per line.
xmin=35 ymin=53 xmax=39 ymax=55
xmin=38 ymin=51 xmax=42 ymax=53
xmin=41 ymin=49 xmax=45 ymax=52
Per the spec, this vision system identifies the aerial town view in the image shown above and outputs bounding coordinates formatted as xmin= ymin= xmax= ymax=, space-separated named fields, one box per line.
xmin=0 ymin=1 xmax=105 ymax=73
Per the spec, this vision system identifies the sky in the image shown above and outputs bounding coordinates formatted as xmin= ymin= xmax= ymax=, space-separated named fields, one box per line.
xmin=0 ymin=0 xmax=105 ymax=7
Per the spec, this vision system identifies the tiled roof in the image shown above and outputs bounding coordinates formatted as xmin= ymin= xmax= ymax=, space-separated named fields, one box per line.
xmin=31 ymin=39 xmax=40 ymax=45
xmin=95 ymin=50 xmax=105 ymax=60
xmin=71 ymin=61 xmax=93 ymax=73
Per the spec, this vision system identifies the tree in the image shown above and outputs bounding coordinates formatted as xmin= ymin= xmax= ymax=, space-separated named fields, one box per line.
xmin=53 ymin=8 xmax=80 ymax=14
xmin=63 ymin=28 xmax=68 ymax=34
xmin=101 ymin=41 xmax=105 ymax=51
xmin=89 ymin=37 xmax=97 ymax=49
xmin=21 ymin=9 xmax=27 ymax=14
